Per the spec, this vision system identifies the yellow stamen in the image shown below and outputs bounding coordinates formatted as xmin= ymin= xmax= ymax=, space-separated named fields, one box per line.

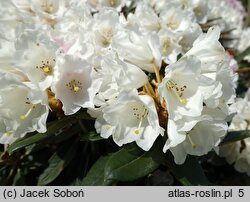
xmin=187 ymin=134 xmax=197 ymax=149
xmin=73 ymin=85 xmax=81 ymax=92
xmin=66 ymin=79 xmax=82 ymax=93
xmin=220 ymin=99 xmax=225 ymax=104
xmin=167 ymin=21 xmax=179 ymax=30
xmin=106 ymin=125 xmax=112 ymax=130
xmin=42 ymin=65 xmax=52 ymax=74
xmin=167 ymin=80 xmax=187 ymax=104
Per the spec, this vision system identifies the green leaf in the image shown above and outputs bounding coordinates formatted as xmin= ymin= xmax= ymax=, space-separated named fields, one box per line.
xmin=168 ymin=155 xmax=210 ymax=185
xmin=7 ymin=117 xmax=75 ymax=154
xmin=13 ymin=170 xmax=26 ymax=185
xmin=88 ymin=132 xmax=104 ymax=141
xmin=235 ymin=46 xmax=250 ymax=62
xmin=72 ymin=110 xmax=95 ymax=120
xmin=26 ymin=124 xmax=81 ymax=154
xmin=37 ymin=139 xmax=78 ymax=185
xmin=104 ymin=146 xmax=159 ymax=182
xmin=80 ymin=155 xmax=114 ymax=185
xmin=80 ymin=131 xmax=104 ymax=142
xmin=220 ymin=130 xmax=250 ymax=146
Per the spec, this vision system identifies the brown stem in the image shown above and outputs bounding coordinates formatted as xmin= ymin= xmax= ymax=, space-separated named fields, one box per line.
xmin=236 ymin=68 xmax=250 ymax=73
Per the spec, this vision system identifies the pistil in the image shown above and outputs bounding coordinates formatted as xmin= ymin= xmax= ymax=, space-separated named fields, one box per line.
xmin=134 ymin=107 xmax=148 ymax=135
xmin=20 ymin=105 xmax=35 ymax=120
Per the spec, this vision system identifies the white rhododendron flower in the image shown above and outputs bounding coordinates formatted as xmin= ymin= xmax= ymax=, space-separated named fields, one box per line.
xmin=159 ymin=55 xmax=217 ymax=120
xmin=97 ymin=52 xmax=148 ymax=90
xmin=87 ymin=0 xmax=127 ymax=11
xmin=158 ymin=28 xmax=182 ymax=64
xmin=170 ymin=119 xmax=228 ymax=164
xmin=90 ymin=8 xmax=124 ymax=49
xmin=95 ymin=89 xmax=164 ymax=151
xmin=186 ymin=26 xmax=225 ymax=73
xmin=28 ymin=0 xmax=67 ymax=18
xmin=158 ymin=26 xmax=236 ymax=164
xmin=159 ymin=2 xmax=202 ymax=51
xmin=166 ymin=107 xmax=228 ymax=164
xmin=0 ymin=73 xmax=49 ymax=144
xmin=113 ymin=31 xmax=162 ymax=73
xmin=52 ymin=54 xmax=101 ymax=115
xmin=13 ymin=31 xmax=58 ymax=90
xmin=127 ymin=2 xmax=162 ymax=33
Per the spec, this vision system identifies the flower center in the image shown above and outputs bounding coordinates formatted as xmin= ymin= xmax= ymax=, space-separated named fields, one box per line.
xmin=66 ymin=79 xmax=83 ymax=93
xmin=100 ymin=28 xmax=113 ymax=47
xmin=41 ymin=0 xmax=54 ymax=14
xmin=194 ymin=7 xmax=202 ymax=17
xmin=163 ymin=38 xmax=171 ymax=55
xmin=167 ymin=18 xmax=180 ymax=30
xmin=109 ymin=0 xmax=116 ymax=6
xmin=36 ymin=59 xmax=55 ymax=76
xmin=166 ymin=79 xmax=187 ymax=104
xmin=132 ymin=106 xmax=148 ymax=135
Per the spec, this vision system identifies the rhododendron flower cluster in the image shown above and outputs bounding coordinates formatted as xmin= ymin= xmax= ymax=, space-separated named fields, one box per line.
xmin=0 ymin=0 xmax=248 ymax=168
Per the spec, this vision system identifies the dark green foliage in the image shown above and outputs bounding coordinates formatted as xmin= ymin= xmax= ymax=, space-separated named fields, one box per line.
xmin=1 ymin=110 xmax=250 ymax=185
